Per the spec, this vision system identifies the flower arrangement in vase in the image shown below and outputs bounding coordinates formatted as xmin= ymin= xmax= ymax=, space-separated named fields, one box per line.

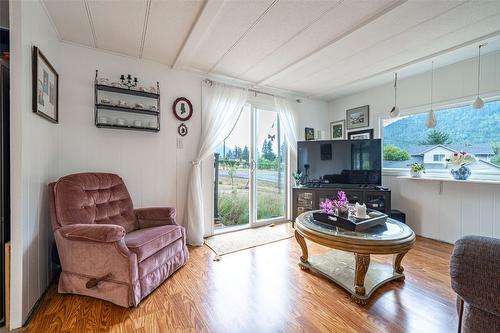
xmin=445 ymin=152 xmax=476 ymax=180
xmin=320 ymin=191 xmax=349 ymax=217
xmin=408 ymin=163 xmax=425 ymax=178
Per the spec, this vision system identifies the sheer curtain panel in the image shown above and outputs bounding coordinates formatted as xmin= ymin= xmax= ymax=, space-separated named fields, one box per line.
xmin=185 ymin=81 xmax=248 ymax=245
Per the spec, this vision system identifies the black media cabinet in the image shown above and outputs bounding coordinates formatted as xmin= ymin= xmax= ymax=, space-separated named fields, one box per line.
xmin=292 ymin=186 xmax=391 ymax=223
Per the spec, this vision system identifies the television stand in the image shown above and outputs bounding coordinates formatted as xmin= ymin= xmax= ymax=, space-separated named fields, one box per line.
xmin=292 ymin=186 xmax=391 ymax=225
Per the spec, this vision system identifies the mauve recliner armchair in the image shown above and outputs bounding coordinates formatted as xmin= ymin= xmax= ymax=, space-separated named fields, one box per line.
xmin=49 ymin=172 xmax=188 ymax=307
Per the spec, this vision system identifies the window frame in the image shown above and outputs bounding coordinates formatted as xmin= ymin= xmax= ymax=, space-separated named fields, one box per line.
xmin=433 ymin=154 xmax=445 ymax=162
xmin=378 ymin=95 xmax=500 ymax=180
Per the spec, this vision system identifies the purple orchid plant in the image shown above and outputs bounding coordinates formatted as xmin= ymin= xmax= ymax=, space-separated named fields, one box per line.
xmin=320 ymin=191 xmax=349 ymax=215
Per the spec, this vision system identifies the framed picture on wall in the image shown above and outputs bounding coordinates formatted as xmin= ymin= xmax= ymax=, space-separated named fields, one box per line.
xmin=330 ymin=120 xmax=344 ymax=140
xmin=305 ymin=127 xmax=315 ymax=141
xmin=32 ymin=46 xmax=59 ymax=123
xmin=348 ymin=128 xmax=373 ymax=140
xmin=346 ymin=105 xmax=369 ymax=130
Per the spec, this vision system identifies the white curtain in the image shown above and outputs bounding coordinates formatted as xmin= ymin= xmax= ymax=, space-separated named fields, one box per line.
xmin=185 ymin=81 xmax=248 ymax=245
xmin=274 ymin=96 xmax=298 ymax=153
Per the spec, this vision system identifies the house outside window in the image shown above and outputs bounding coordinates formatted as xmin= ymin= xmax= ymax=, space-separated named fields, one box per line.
xmin=382 ymin=100 xmax=500 ymax=179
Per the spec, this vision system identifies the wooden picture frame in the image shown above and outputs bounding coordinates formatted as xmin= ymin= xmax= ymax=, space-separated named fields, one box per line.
xmin=330 ymin=120 xmax=345 ymax=140
xmin=346 ymin=105 xmax=369 ymax=130
xmin=32 ymin=46 xmax=58 ymax=123
xmin=348 ymin=129 xmax=373 ymax=140
xmin=172 ymin=97 xmax=193 ymax=121
xmin=305 ymin=127 xmax=315 ymax=141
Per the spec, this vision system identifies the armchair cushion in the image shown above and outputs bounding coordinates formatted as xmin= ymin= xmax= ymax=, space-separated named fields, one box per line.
xmin=125 ymin=225 xmax=183 ymax=262
xmin=135 ymin=207 xmax=176 ymax=229
xmin=54 ymin=173 xmax=137 ymax=232
xmin=60 ymin=224 xmax=125 ymax=243
xmin=450 ymin=235 xmax=500 ymax=317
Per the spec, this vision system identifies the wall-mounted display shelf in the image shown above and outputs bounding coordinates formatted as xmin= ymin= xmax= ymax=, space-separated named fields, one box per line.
xmin=94 ymin=70 xmax=160 ymax=132
xmin=95 ymin=84 xmax=160 ymax=99
xmin=96 ymin=123 xmax=159 ymax=133
xmin=95 ymin=104 xmax=159 ymax=116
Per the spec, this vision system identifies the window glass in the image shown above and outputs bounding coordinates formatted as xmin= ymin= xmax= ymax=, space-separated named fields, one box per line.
xmin=383 ymin=100 xmax=500 ymax=175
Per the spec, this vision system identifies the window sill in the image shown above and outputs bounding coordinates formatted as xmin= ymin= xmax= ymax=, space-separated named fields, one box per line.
xmin=396 ymin=176 xmax=500 ymax=185
xmin=383 ymin=168 xmax=500 ymax=181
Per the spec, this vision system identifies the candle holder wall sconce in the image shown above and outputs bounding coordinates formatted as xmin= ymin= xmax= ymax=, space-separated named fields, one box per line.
xmin=120 ymin=74 xmax=138 ymax=89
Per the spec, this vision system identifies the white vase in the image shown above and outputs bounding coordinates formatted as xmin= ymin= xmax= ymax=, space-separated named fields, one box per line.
xmin=410 ymin=170 xmax=423 ymax=178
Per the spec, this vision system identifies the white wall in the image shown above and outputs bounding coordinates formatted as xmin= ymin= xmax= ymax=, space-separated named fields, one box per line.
xmin=57 ymin=43 xmax=202 ymax=224
xmin=9 ymin=3 xmax=329 ymax=326
xmin=329 ymin=51 xmax=500 ymax=244
xmin=296 ymin=98 xmax=330 ymax=141
xmin=10 ymin=0 xmax=62 ymax=328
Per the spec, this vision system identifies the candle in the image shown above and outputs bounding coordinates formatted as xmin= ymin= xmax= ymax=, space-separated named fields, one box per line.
xmin=355 ymin=202 xmax=367 ymax=217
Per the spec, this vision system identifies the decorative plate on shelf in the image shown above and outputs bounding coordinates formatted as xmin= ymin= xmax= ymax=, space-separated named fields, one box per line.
xmin=172 ymin=97 xmax=193 ymax=121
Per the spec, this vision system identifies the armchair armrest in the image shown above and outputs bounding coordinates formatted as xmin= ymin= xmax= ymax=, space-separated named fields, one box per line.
xmin=450 ymin=235 xmax=500 ymax=316
xmin=60 ymin=224 xmax=125 ymax=243
xmin=135 ymin=207 xmax=177 ymax=229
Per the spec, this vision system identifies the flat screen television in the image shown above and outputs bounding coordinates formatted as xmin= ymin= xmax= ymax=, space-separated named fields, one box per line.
xmin=297 ymin=139 xmax=382 ymax=186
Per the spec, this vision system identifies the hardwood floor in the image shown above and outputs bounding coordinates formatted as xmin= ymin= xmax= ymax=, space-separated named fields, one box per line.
xmin=25 ymin=224 xmax=457 ymax=333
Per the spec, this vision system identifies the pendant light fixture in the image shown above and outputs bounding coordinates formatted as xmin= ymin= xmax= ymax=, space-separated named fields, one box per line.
xmin=426 ymin=61 xmax=436 ymax=128
xmin=472 ymin=43 xmax=487 ymax=110
xmin=389 ymin=73 xmax=400 ymax=118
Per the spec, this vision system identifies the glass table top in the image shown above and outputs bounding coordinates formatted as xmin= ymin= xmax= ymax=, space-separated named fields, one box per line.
xmin=297 ymin=211 xmax=414 ymax=241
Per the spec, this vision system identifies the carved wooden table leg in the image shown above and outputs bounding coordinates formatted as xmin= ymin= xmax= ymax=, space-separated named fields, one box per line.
xmin=295 ymin=230 xmax=309 ymax=270
xmin=393 ymin=251 xmax=408 ymax=281
xmin=353 ymin=253 xmax=370 ymax=303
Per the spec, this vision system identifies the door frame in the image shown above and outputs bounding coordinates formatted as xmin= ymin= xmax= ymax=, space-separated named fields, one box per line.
xmin=250 ymin=105 xmax=289 ymax=228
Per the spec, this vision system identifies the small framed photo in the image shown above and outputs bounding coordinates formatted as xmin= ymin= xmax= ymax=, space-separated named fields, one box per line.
xmin=32 ymin=46 xmax=58 ymax=123
xmin=348 ymin=128 xmax=373 ymax=140
xmin=346 ymin=105 xmax=369 ymax=130
xmin=305 ymin=127 xmax=315 ymax=141
xmin=330 ymin=120 xmax=344 ymax=140
xmin=172 ymin=97 xmax=193 ymax=121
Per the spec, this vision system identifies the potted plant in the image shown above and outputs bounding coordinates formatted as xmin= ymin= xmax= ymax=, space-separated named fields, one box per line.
xmin=408 ymin=163 xmax=426 ymax=178
xmin=445 ymin=152 xmax=476 ymax=180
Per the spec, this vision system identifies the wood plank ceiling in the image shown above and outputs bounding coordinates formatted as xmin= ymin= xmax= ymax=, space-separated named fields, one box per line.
xmin=43 ymin=0 xmax=500 ymax=100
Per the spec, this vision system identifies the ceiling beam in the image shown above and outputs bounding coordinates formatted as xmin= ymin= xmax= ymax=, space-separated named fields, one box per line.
xmin=40 ymin=0 xmax=62 ymax=42
xmin=172 ymin=0 xmax=225 ymax=70
xmin=83 ymin=0 xmax=97 ymax=48
xmin=256 ymin=0 xmax=407 ymax=86
xmin=139 ymin=0 xmax=152 ymax=58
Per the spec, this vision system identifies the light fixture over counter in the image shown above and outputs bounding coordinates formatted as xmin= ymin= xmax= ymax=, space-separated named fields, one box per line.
xmin=389 ymin=73 xmax=400 ymax=118
xmin=472 ymin=43 xmax=487 ymax=110
xmin=426 ymin=61 xmax=436 ymax=129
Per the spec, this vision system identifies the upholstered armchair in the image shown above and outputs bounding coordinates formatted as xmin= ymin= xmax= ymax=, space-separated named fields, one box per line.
xmin=450 ymin=236 xmax=500 ymax=332
xmin=49 ymin=173 xmax=188 ymax=307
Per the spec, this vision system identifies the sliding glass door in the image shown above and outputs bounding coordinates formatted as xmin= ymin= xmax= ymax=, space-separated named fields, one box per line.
xmin=213 ymin=105 xmax=251 ymax=231
xmin=253 ymin=108 xmax=287 ymax=225
xmin=214 ymin=105 xmax=288 ymax=233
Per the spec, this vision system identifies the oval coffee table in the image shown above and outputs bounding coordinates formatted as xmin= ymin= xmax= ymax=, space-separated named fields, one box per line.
xmin=295 ymin=210 xmax=415 ymax=304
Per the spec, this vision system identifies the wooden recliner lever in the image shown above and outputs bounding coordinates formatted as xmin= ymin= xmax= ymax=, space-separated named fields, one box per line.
xmin=86 ymin=273 xmax=113 ymax=289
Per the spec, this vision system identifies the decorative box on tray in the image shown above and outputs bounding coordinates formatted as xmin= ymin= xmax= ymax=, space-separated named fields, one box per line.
xmin=312 ymin=209 xmax=387 ymax=232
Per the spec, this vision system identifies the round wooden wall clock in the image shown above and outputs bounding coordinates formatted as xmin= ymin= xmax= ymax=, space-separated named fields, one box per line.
xmin=172 ymin=97 xmax=193 ymax=121
xmin=178 ymin=123 xmax=188 ymax=136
